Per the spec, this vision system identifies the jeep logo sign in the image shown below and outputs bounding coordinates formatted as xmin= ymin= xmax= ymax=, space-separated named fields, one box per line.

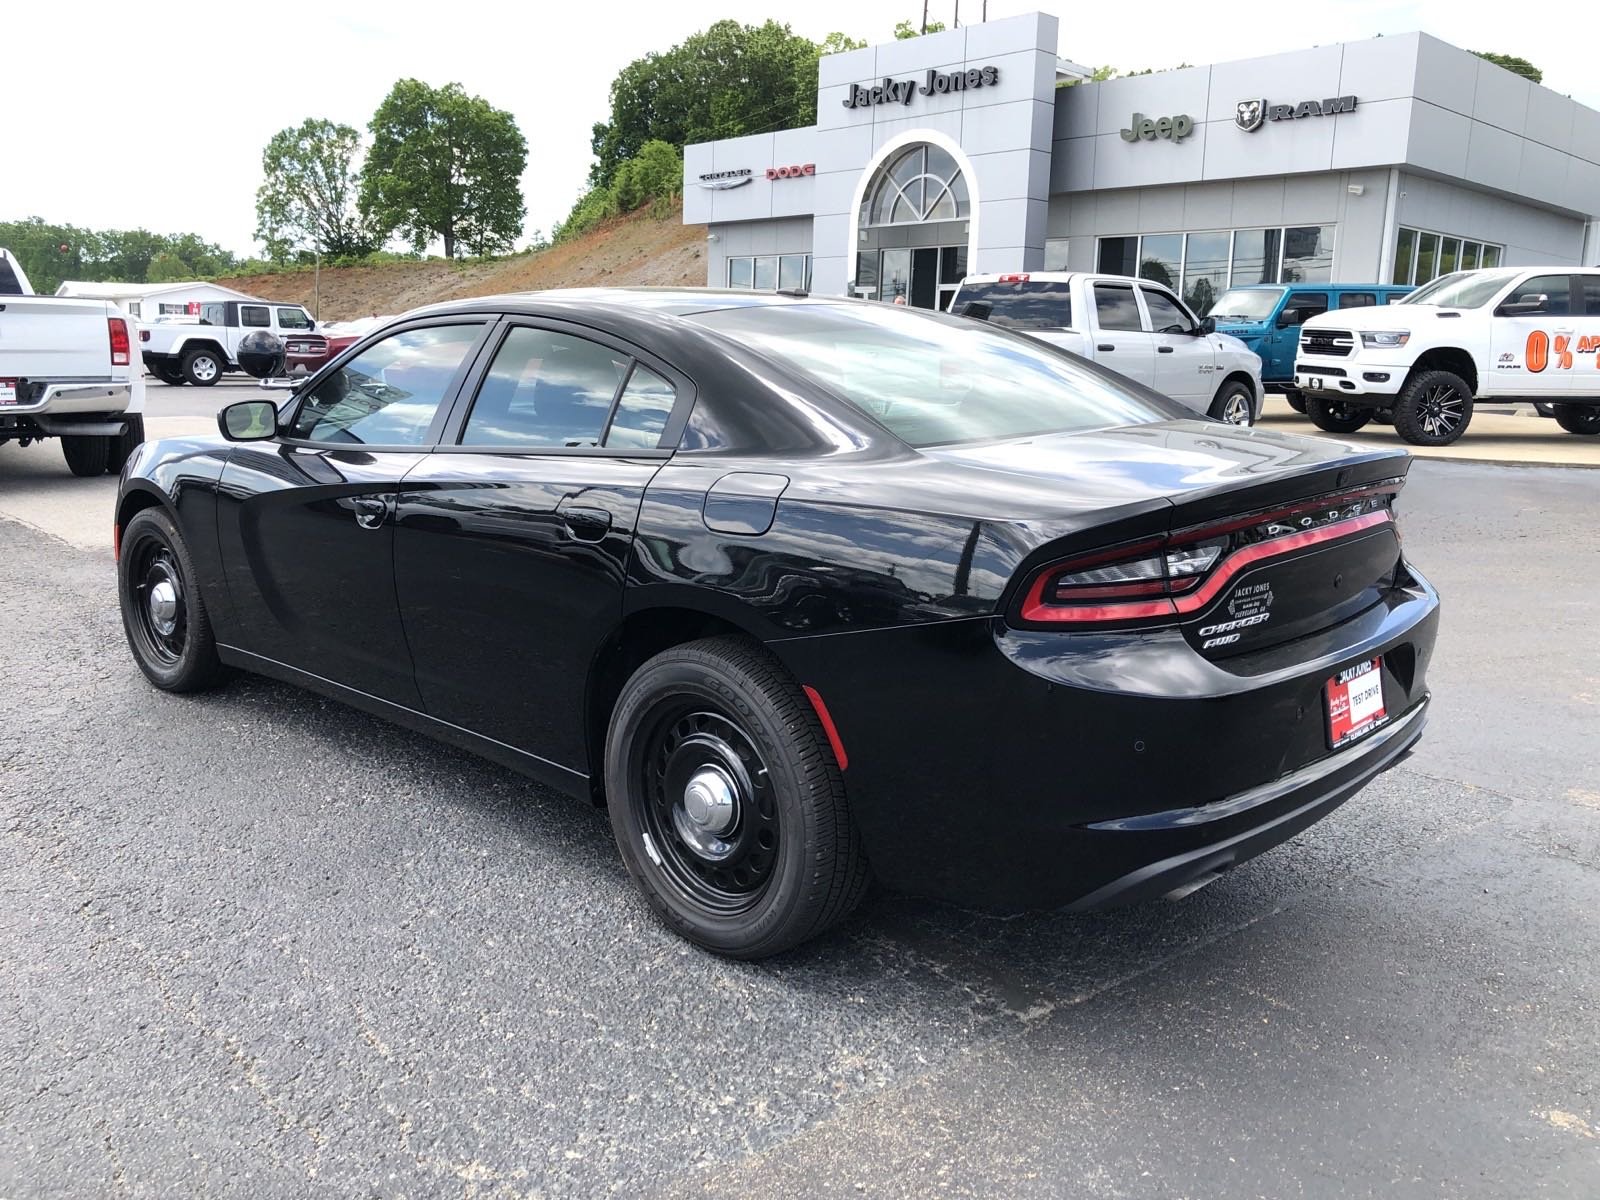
xmin=1120 ymin=112 xmax=1194 ymax=143
xmin=1236 ymin=95 xmax=1358 ymax=131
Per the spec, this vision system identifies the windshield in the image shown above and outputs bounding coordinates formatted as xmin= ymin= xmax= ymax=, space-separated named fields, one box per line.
xmin=1399 ymin=269 xmax=1520 ymax=309
xmin=1207 ymin=289 xmax=1282 ymax=321
xmin=951 ymin=280 xmax=1072 ymax=330
xmin=691 ymin=302 xmax=1172 ymax=448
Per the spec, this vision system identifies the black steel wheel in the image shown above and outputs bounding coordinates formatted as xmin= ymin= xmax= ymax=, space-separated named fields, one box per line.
xmin=1552 ymin=404 xmax=1600 ymax=435
xmin=117 ymin=507 xmax=228 ymax=692
xmin=1393 ymin=369 xmax=1473 ymax=446
xmin=605 ymin=637 xmax=869 ymax=958
xmin=1304 ymin=394 xmax=1373 ymax=435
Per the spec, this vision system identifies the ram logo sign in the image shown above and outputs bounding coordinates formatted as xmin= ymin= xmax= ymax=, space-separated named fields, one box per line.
xmin=1235 ymin=99 xmax=1265 ymax=132
xmin=1237 ymin=95 xmax=1359 ymax=132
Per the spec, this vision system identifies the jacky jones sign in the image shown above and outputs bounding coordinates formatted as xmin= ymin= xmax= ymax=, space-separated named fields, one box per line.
xmin=842 ymin=65 xmax=1001 ymax=109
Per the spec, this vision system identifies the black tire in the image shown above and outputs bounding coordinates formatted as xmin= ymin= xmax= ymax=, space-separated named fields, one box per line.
xmin=117 ymin=507 xmax=228 ymax=692
xmin=182 ymin=347 xmax=224 ymax=387
xmin=1372 ymin=408 xmax=1395 ymax=425
xmin=151 ymin=363 xmax=185 ymax=386
xmin=60 ymin=434 xmax=111 ymax=477
xmin=1285 ymin=389 xmax=1307 ymax=414
xmin=1552 ymin=404 xmax=1600 ymax=435
xmin=1304 ymin=394 xmax=1373 ymax=434
xmin=1207 ymin=380 xmax=1256 ymax=426
xmin=605 ymin=636 xmax=869 ymax=959
xmin=1393 ymin=369 xmax=1473 ymax=446
xmin=106 ymin=414 xmax=145 ymax=474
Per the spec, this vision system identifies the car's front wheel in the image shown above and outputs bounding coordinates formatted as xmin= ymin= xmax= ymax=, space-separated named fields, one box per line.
xmin=1304 ymin=395 xmax=1373 ymax=434
xmin=1208 ymin=380 xmax=1256 ymax=426
xmin=1552 ymin=404 xmax=1600 ymax=435
xmin=117 ymin=507 xmax=228 ymax=692
xmin=605 ymin=637 xmax=869 ymax=959
xmin=1393 ymin=370 xmax=1473 ymax=446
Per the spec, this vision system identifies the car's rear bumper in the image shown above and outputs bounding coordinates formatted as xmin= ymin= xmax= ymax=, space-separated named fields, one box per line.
xmin=0 ymin=379 xmax=132 ymax=416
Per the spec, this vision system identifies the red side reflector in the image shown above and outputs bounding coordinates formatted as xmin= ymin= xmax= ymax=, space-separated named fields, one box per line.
xmin=997 ymin=273 xmax=1030 ymax=283
xmin=108 ymin=317 xmax=131 ymax=366
xmin=113 ymin=521 xmax=122 ymax=562
xmin=802 ymin=685 xmax=848 ymax=772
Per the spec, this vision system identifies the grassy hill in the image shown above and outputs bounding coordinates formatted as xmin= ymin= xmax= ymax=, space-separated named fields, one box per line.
xmin=224 ymin=204 xmax=707 ymax=321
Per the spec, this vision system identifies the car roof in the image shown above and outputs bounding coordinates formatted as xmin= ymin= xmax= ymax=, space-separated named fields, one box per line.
xmin=406 ymin=286 xmax=837 ymax=322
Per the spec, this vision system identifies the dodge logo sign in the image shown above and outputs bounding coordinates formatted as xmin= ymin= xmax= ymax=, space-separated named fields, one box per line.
xmin=766 ymin=163 xmax=815 ymax=180
xmin=1236 ymin=99 xmax=1265 ymax=132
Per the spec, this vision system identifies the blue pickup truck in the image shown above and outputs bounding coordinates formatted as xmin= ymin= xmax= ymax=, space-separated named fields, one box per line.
xmin=1209 ymin=283 xmax=1412 ymax=410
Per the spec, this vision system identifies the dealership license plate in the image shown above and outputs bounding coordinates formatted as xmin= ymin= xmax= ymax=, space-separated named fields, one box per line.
xmin=1327 ymin=657 xmax=1388 ymax=749
xmin=1305 ymin=375 xmax=1326 ymax=391
xmin=0 ymin=381 xmax=16 ymax=406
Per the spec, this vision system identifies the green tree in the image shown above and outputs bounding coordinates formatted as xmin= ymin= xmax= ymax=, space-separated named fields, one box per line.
xmin=819 ymin=32 xmax=867 ymax=54
xmin=0 ymin=218 xmax=236 ymax=292
xmin=588 ymin=21 xmax=827 ymax=188
xmin=612 ymin=140 xmax=684 ymax=213
xmin=360 ymin=80 xmax=528 ymax=258
xmin=893 ymin=18 xmax=946 ymax=39
xmin=255 ymin=118 xmax=375 ymax=262
xmin=146 ymin=252 xmax=194 ymax=283
xmin=1473 ymin=51 xmax=1542 ymax=83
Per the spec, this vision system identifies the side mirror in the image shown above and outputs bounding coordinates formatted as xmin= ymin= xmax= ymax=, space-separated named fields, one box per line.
xmin=306 ymin=318 xmax=316 ymax=330
xmin=218 ymin=400 xmax=279 ymax=442
xmin=1276 ymin=311 xmax=1297 ymax=328
xmin=1197 ymin=316 xmax=1216 ymax=335
xmin=1498 ymin=296 xmax=1548 ymax=316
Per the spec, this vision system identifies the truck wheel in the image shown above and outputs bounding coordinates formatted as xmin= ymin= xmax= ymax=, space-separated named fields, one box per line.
xmin=1208 ymin=381 xmax=1256 ymax=426
xmin=182 ymin=348 xmax=223 ymax=387
xmin=1304 ymin=395 xmax=1372 ymax=434
xmin=152 ymin=363 xmax=185 ymax=386
xmin=61 ymin=434 xmax=111 ymax=477
xmin=117 ymin=507 xmax=228 ymax=692
xmin=1552 ymin=405 xmax=1600 ymax=435
xmin=106 ymin=415 xmax=146 ymax=473
xmin=1393 ymin=370 xmax=1473 ymax=446
xmin=1285 ymin=389 xmax=1307 ymax=414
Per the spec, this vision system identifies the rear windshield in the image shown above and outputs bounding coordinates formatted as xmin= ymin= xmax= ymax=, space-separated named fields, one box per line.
xmin=1208 ymin=289 xmax=1282 ymax=321
xmin=691 ymin=302 xmax=1169 ymax=448
xmin=951 ymin=280 xmax=1071 ymax=330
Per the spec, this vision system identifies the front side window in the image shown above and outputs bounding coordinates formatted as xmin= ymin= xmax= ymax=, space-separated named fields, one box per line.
xmin=1093 ymin=283 xmax=1144 ymax=331
xmin=240 ymin=305 xmax=270 ymax=328
xmin=277 ymin=307 xmax=311 ymax=330
xmin=460 ymin=327 xmax=629 ymax=449
xmin=690 ymin=303 xmax=1171 ymax=448
xmin=290 ymin=324 xmax=482 ymax=445
xmin=1278 ymin=292 xmax=1329 ymax=327
xmin=1508 ymin=274 xmax=1572 ymax=317
xmin=1140 ymin=287 xmax=1195 ymax=334
xmin=199 ymin=303 xmax=224 ymax=326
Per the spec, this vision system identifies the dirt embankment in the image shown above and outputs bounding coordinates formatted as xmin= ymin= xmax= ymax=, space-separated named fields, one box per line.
xmin=224 ymin=205 xmax=707 ymax=321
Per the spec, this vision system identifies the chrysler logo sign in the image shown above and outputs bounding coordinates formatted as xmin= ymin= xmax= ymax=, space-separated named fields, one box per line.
xmin=697 ymin=169 xmax=753 ymax=190
xmin=1236 ymin=95 xmax=1358 ymax=131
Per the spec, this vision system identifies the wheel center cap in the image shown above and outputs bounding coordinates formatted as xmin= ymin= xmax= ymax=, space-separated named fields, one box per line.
xmin=149 ymin=578 xmax=179 ymax=635
xmin=674 ymin=765 xmax=739 ymax=860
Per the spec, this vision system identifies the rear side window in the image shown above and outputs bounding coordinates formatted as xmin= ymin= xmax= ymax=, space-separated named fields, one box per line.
xmin=1338 ymin=292 xmax=1377 ymax=309
xmin=1093 ymin=284 xmax=1143 ymax=331
xmin=605 ymin=365 xmax=677 ymax=449
xmin=1582 ymin=277 xmax=1600 ymax=315
xmin=290 ymin=324 xmax=482 ymax=445
xmin=240 ymin=305 xmax=270 ymax=328
xmin=460 ymin=327 xmax=630 ymax=449
xmin=1278 ymin=292 xmax=1329 ymax=326
xmin=953 ymin=281 xmax=1071 ymax=331
xmin=199 ymin=303 xmax=225 ymax=326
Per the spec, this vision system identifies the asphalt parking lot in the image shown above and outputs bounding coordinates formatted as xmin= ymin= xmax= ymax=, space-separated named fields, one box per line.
xmin=2 ymin=384 xmax=1599 ymax=1197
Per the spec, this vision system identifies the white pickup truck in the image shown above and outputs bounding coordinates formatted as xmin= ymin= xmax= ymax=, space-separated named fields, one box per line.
xmin=950 ymin=271 xmax=1264 ymax=424
xmin=140 ymin=298 xmax=328 ymax=386
xmin=0 ymin=248 xmax=145 ymax=476
xmin=1295 ymin=266 xmax=1600 ymax=445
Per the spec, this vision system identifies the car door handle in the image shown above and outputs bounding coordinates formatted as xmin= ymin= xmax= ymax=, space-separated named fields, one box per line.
xmin=1158 ymin=346 xmax=1174 ymax=354
xmin=558 ymin=502 xmax=612 ymax=542
xmin=1097 ymin=343 xmax=1115 ymax=352
xmin=352 ymin=496 xmax=389 ymax=530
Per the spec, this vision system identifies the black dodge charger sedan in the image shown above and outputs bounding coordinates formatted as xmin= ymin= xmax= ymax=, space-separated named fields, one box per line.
xmin=114 ymin=289 xmax=1439 ymax=958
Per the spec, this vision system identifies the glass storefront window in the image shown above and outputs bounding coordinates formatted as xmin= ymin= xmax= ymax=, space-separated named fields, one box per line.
xmin=1231 ymin=229 xmax=1281 ymax=286
xmin=1415 ymin=232 xmax=1440 ymax=284
xmin=779 ymin=254 xmax=808 ymax=291
xmin=1043 ymin=238 xmax=1069 ymax=270
xmin=1480 ymin=244 xmax=1502 ymax=268
xmin=1439 ymin=237 xmax=1460 ymax=276
xmin=1282 ymin=226 xmax=1334 ymax=282
xmin=1098 ymin=236 xmax=1138 ymax=276
xmin=728 ymin=258 xmax=753 ymax=289
xmin=1392 ymin=227 xmax=1417 ymax=285
xmin=753 ymin=257 xmax=778 ymax=290
xmin=939 ymin=245 xmax=968 ymax=284
xmin=1182 ymin=231 xmax=1231 ymax=315
xmin=1138 ymin=233 xmax=1182 ymax=291
xmin=1391 ymin=228 xmax=1503 ymax=285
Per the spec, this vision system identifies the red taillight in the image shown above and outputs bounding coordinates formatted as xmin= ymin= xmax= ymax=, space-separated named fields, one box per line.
xmin=997 ymin=273 xmax=1030 ymax=283
xmin=109 ymin=317 xmax=130 ymax=366
xmin=1016 ymin=484 xmax=1402 ymax=627
xmin=139 ymin=328 xmax=150 ymax=343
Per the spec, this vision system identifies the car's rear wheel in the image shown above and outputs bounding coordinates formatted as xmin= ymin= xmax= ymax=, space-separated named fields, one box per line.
xmin=61 ymin=434 xmax=111 ymax=477
xmin=106 ymin=414 xmax=145 ymax=474
xmin=1393 ymin=370 xmax=1473 ymax=446
xmin=1552 ymin=404 xmax=1600 ymax=435
xmin=1208 ymin=380 xmax=1255 ymax=426
xmin=152 ymin=363 xmax=185 ymax=386
xmin=605 ymin=637 xmax=868 ymax=959
xmin=117 ymin=507 xmax=228 ymax=692
xmin=1285 ymin=389 xmax=1307 ymax=414
xmin=1304 ymin=394 xmax=1372 ymax=434
xmin=182 ymin=348 xmax=223 ymax=387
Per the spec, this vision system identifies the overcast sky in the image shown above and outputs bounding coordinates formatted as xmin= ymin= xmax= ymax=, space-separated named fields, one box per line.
xmin=4 ymin=0 xmax=1589 ymax=260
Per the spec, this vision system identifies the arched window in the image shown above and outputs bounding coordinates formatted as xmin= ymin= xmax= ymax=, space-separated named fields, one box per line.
xmin=859 ymin=143 xmax=970 ymax=228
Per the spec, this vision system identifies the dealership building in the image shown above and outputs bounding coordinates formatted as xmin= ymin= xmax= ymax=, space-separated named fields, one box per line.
xmin=683 ymin=14 xmax=1600 ymax=313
